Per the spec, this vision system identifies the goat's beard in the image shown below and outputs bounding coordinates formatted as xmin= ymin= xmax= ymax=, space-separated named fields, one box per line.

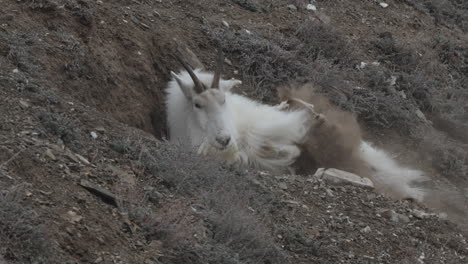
xmin=197 ymin=139 xmax=240 ymax=163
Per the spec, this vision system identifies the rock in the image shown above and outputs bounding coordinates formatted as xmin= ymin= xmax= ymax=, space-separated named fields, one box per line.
xmin=326 ymin=189 xmax=334 ymax=197
xmin=278 ymin=182 xmax=288 ymax=190
xmin=19 ymin=100 xmax=30 ymax=108
xmin=75 ymin=153 xmax=91 ymax=166
xmin=357 ymin=61 xmax=368 ymax=70
xmin=79 ymin=179 xmax=118 ymax=207
xmin=388 ymin=75 xmax=397 ymax=86
xmin=90 ymin=131 xmax=98 ymax=139
xmin=45 ymin=149 xmax=57 ymax=161
xmin=306 ymin=4 xmax=317 ymax=11
xmin=360 ymin=226 xmax=371 ymax=233
xmin=398 ymin=214 xmax=410 ymax=223
xmin=145 ymin=187 xmax=163 ymax=204
xmin=222 ymin=20 xmax=229 ymax=28
xmin=94 ymin=257 xmax=103 ymax=263
xmin=95 ymin=126 xmax=106 ymax=132
xmin=114 ymin=168 xmax=136 ymax=185
xmin=381 ymin=209 xmax=410 ymax=223
xmin=379 ymin=2 xmax=389 ymax=8
xmin=313 ymin=168 xmax=374 ymax=188
xmin=63 ymin=210 xmax=83 ymax=224
xmin=412 ymin=209 xmax=430 ymax=219
xmin=415 ymin=109 xmax=428 ymax=122
xmin=224 ymin=58 xmax=233 ymax=66
xmin=287 ymin=4 xmax=297 ymax=10
xmin=399 ymin=91 xmax=407 ymax=99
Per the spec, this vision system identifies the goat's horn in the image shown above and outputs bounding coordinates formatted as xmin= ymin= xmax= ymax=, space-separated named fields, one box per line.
xmin=172 ymin=54 xmax=206 ymax=94
xmin=211 ymin=48 xmax=224 ymax=89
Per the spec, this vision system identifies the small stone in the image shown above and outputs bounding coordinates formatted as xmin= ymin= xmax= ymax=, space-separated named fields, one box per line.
xmin=224 ymin=58 xmax=233 ymax=66
xmin=95 ymin=126 xmax=106 ymax=132
xmin=45 ymin=149 xmax=57 ymax=161
xmin=147 ymin=189 xmax=163 ymax=204
xmin=90 ymin=131 xmax=98 ymax=139
xmin=314 ymin=168 xmax=374 ymax=188
xmin=12 ymin=68 xmax=19 ymax=73
xmin=94 ymin=257 xmax=103 ymax=263
xmin=326 ymin=189 xmax=334 ymax=197
xmin=19 ymin=100 xmax=30 ymax=108
xmin=381 ymin=209 xmax=399 ymax=222
xmin=388 ymin=75 xmax=397 ymax=86
xmin=64 ymin=210 xmax=83 ymax=224
xmin=306 ymin=4 xmax=317 ymax=11
xmin=412 ymin=209 xmax=429 ymax=219
xmin=75 ymin=153 xmax=91 ymax=165
xmin=222 ymin=20 xmax=229 ymax=28
xmin=278 ymin=182 xmax=288 ymax=190
xmin=415 ymin=109 xmax=428 ymax=122
xmin=360 ymin=226 xmax=371 ymax=233
xmin=379 ymin=2 xmax=389 ymax=8
xmin=398 ymin=214 xmax=410 ymax=223
xmin=357 ymin=61 xmax=368 ymax=69
xmin=399 ymin=91 xmax=407 ymax=99
xmin=287 ymin=4 xmax=297 ymax=10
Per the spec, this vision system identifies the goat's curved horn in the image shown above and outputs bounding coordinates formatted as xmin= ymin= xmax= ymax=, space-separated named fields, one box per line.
xmin=173 ymin=54 xmax=206 ymax=94
xmin=211 ymin=48 xmax=224 ymax=89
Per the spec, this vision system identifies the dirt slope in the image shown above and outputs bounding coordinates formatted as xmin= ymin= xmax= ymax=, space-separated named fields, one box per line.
xmin=0 ymin=0 xmax=467 ymax=263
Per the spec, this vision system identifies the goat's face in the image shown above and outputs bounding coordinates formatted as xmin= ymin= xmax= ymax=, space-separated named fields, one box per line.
xmin=171 ymin=69 xmax=242 ymax=150
xmin=192 ymin=88 xmax=235 ymax=149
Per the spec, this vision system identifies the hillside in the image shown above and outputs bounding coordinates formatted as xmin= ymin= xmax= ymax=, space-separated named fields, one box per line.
xmin=0 ymin=0 xmax=467 ymax=263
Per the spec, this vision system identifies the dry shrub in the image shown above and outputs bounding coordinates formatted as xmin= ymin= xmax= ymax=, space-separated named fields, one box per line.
xmin=294 ymin=21 xmax=356 ymax=65
xmin=35 ymin=110 xmax=82 ymax=150
xmin=111 ymin=136 xmax=287 ymax=263
xmin=204 ymin=21 xmax=355 ymax=103
xmin=397 ymin=0 xmax=468 ymax=30
xmin=0 ymin=186 xmax=61 ymax=263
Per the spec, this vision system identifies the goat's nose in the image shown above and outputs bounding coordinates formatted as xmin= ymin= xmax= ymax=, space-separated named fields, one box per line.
xmin=216 ymin=136 xmax=231 ymax=147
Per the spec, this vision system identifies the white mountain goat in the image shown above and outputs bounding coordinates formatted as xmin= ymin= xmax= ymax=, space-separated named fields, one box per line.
xmin=165 ymin=50 xmax=427 ymax=202
xmin=165 ymin=50 xmax=321 ymax=172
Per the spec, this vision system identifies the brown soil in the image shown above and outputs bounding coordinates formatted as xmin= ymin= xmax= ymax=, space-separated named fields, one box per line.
xmin=0 ymin=0 xmax=467 ymax=263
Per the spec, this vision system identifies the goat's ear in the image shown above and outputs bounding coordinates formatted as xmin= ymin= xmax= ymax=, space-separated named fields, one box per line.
xmin=171 ymin=71 xmax=194 ymax=100
xmin=220 ymin=79 xmax=242 ymax=92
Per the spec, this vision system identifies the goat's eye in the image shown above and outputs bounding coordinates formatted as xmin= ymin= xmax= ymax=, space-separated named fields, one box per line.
xmin=194 ymin=103 xmax=202 ymax=109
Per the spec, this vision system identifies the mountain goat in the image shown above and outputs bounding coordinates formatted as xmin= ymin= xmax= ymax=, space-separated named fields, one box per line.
xmin=165 ymin=50 xmax=426 ymax=202
xmin=165 ymin=50 xmax=323 ymax=172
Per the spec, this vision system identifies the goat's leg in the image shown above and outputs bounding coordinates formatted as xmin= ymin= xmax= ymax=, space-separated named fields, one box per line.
xmin=197 ymin=140 xmax=215 ymax=156
xmin=274 ymin=101 xmax=290 ymax=111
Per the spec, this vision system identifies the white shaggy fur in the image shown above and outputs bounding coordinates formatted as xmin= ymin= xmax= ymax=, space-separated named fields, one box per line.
xmin=358 ymin=141 xmax=427 ymax=202
xmin=166 ymin=68 xmax=428 ymax=202
xmin=166 ymin=69 xmax=312 ymax=172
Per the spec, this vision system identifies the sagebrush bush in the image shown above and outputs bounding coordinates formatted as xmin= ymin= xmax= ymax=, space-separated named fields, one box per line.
xmin=0 ymin=186 xmax=61 ymax=263
xmin=111 ymin=136 xmax=287 ymax=263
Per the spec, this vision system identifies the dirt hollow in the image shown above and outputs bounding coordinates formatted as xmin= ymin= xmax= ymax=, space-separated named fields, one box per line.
xmin=0 ymin=0 xmax=467 ymax=264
